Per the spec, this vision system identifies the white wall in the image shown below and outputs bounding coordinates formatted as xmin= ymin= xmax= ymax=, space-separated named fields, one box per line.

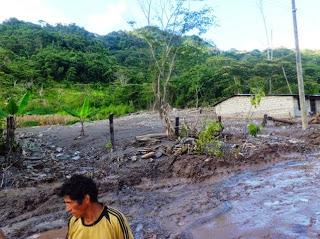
xmin=215 ymin=96 xmax=296 ymax=118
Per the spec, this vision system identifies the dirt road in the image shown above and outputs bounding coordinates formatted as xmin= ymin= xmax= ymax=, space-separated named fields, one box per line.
xmin=1 ymin=110 xmax=320 ymax=238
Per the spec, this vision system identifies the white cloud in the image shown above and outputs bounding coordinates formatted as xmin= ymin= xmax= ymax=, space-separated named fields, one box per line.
xmin=0 ymin=0 xmax=70 ymax=25
xmin=84 ymin=0 xmax=130 ymax=35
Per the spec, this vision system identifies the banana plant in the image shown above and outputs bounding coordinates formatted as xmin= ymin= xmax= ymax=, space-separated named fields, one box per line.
xmin=64 ymin=97 xmax=90 ymax=136
xmin=4 ymin=91 xmax=31 ymax=116
xmin=0 ymin=91 xmax=31 ymax=150
xmin=0 ymin=91 xmax=31 ymax=119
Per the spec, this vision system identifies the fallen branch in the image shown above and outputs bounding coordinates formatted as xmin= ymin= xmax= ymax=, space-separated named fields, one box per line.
xmin=141 ymin=151 xmax=156 ymax=159
xmin=267 ymin=116 xmax=295 ymax=125
xmin=135 ymin=133 xmax=167 ymax=142
xmin=309 ymin=113 xmax=320 ymax=124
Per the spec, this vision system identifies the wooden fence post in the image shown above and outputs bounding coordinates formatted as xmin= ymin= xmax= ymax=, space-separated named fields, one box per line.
xmin=218 ymin=116 xmax=222 ymax=123
xmin=262 ymin=114 xmax=268 ymax=127
xmin=175 ymin=117 xmax=180 ymax=137
xmin=6 ymin=116 xmax=15 ymax=151
xmin=109 ymin=114 xmax=115 ymax=150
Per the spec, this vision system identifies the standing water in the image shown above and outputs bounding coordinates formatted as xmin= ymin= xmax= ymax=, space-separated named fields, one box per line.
xmin=187 ymin=153 xmax=320 ymax=238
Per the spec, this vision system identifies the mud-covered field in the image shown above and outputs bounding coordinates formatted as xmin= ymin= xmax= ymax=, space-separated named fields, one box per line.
xmin=1 ymin=109 xmax=320 ymax=239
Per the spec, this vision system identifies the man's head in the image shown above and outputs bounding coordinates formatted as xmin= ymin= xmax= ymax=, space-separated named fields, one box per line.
xmin=57 ymin=174 xmax=99 ymax=218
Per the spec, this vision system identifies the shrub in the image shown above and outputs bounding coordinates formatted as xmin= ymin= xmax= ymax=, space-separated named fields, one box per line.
xmin=247 ymin=123 xmax=261 ymax=137
xmin=196 ymin=120 xmax=223 ymax=156
xmin=180 ymin=122 xmax=189 ymax=138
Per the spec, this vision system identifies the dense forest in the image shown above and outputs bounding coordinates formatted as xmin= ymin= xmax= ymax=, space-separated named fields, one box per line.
xmin=1 ymin=18 xmax=320 ymax=122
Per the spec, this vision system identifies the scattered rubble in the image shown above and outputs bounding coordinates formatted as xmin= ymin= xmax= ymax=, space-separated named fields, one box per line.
xmin=0 ymin=110 xmax=319 ymax=239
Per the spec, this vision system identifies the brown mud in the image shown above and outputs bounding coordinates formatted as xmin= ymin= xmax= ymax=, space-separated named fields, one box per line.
xmin=1 ymin=109 xmax=320 ymax=239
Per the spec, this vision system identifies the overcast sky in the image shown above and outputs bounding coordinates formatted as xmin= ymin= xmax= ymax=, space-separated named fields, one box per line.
xmin=0 ymin=0 xmax=319 ymax=51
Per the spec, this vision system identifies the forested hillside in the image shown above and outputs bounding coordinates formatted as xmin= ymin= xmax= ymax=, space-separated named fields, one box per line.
xmin=1 ymin=18 xmax=320 ymax=122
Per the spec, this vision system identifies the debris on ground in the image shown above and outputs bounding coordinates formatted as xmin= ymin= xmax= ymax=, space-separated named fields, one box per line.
xmin=0 ymin=109 xmax=318 ymax=239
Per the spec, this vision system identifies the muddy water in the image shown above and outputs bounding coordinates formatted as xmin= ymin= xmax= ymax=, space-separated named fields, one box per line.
xmin=188 ymin=152 xmax=320 ymax=239
xmin=30 ymin=153 xmax=320 ymax=239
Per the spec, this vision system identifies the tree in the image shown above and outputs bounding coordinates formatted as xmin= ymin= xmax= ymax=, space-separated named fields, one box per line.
xmin=134 ymin=0 xmax=215 ymax=137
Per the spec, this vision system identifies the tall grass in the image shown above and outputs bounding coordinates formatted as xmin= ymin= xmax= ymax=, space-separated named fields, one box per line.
xmin=16 ymin=114 xmax=77 ymax=127
xmin=1 ymin=82 xmax=143 ymax=126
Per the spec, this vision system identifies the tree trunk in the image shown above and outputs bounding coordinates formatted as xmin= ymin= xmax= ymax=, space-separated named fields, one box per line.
xmin=160 ymin=103 xmax=175 ymax=138
xmin=80 ymin=121 xmax=85 ymax=136
xmin=268 ymin=77 xmax=272 ymax=94
xmin=6 ymin=116 xmax=15 ymax=151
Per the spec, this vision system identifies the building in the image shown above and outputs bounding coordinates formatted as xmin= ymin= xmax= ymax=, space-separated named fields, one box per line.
xmin=214 ymin=94 xmax=320 ymax=118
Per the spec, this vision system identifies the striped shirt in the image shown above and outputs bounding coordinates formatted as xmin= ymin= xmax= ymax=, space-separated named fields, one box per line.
xmin=67 ymin=206 xmax=134 ymax=239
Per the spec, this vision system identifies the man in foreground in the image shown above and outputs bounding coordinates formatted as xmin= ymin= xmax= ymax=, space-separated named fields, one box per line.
xmin=0 ymin=229 xmax=5 ymax=239
xmin=57 ymin=174 xmax=134 ymax=239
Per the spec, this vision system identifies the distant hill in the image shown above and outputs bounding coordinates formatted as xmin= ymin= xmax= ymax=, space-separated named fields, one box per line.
xmin=1 ymin=18 xmax=320 ymax=111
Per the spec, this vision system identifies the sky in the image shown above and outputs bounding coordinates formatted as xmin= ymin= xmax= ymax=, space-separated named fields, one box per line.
xmin=0 ymin=0 xmax=319 ymax=51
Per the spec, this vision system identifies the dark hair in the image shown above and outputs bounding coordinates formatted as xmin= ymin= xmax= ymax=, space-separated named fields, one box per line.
xmin=57 ymin=174 xmax=98 ymax=203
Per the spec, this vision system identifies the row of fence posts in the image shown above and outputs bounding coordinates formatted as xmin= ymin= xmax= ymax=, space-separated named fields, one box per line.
xmin=108 ymin=114 xmax=223 ymax=151
xmin=5 ymin=113 xmax=265 ymax=153
xmin=6 ymin=112 xmax=267 ymax=152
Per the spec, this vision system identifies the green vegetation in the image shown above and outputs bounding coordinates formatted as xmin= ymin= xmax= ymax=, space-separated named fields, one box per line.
xmin=20 ymin=120 xmax=40 ymax=127
xmin=1 ymin=18 xmax=320 ymax=128
xmin=196 ymin=120 xmax=223 ymax=156
xmin=64 ymin=97 xmax=90 ymax=136
xmin=247 ymin=123 xmax=261 ymax=137
xmin=250 ymin=88 xmax=265 ymax=108
xmin=0 ymin=91 xmax=31 ymax=118
xmin=105 ymin=140 xmax=113 ymax=152
xmin=247 ymin=88 xmax=264 ymax=137
xmin=0 ymin=91 xmax=31 ymax=152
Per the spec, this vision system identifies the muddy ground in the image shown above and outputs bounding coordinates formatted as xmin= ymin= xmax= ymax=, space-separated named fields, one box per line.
xmin=1 ymin=109 xmax=320 ymax=239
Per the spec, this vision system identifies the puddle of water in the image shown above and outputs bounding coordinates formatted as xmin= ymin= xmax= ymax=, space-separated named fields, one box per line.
xmin=190 ymin=158 xmax=320 ymax=239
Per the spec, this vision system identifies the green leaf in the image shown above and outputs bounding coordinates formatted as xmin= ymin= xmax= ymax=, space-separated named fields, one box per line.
xmin=79 ymin=98 xmax=90 ymax=118
xmin=0 ymin=108 xmax=7 ymax=118
xmin=18 ymin=91 xmax=31 ymax=115
xmin=6 ymin=97 xmax=19 ymax=115
xmin=247 ymin=123 xmax=261 ymax=137
xmin=64 ymin=107 xmax=80 ymax=118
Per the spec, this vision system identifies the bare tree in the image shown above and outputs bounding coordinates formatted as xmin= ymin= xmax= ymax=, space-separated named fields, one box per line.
xmin=134 ymin=0 xmax=215 ymax=137
xmin=257 ymin=0 xmax=274 ymax=94
xmin=257 ymin=0 xmax=272 ymax=61
xmin=281 ymin=65 xmax=293 ymax=94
